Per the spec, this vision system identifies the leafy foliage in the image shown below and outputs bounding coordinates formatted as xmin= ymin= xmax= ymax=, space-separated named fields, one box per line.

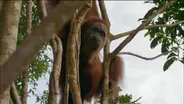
xmin=143 ymin=0 xmax=184 ymax=71
xmin=109 ymin=94 xmax=133 ymax=104
xmin=95 ymin=93 xmax=141 ymax=104
xmin=35 ymin=90 xmax=49 ymax=104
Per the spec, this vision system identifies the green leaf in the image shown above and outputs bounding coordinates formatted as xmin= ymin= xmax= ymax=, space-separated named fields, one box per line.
xmin=150 ymin=36 xmax=161 ymax=49
xmin=163 ymin=57 xmax=175 ymax=71
xmin=171 ymin=47 xmax=178 ymax=52
xmin=179 ymin=57 xmax=184 ymax=64
xmin=174 ymin=10 xmax=184 ymax=20
xmin=150 ymin=27 xmax=159 ymax=39
xmin=144 ymin=31 xmax=149 ymax=37
xmin=167 ymin=52 xmax=177 ymax=59
xmin=32 ymin=90 xmax=35 ymax=95
xmin=161 ymin=43 xmax=169 ymax=53
xmin=177 ymin=25 xmax=184 ymax=37
xmin=143 ymin=7 xmax=158 ymax=19
xmin=119 ymin=94 xmax=132 ymax=103
xmin=157 ymin=17 xmax=165 ymax=24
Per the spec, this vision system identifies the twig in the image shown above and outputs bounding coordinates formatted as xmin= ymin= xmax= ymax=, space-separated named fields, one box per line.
xmin=129 ymin=97 xmax=142 ymax=104
xmin=110 ymin=0 xmax=176 ymax=58
xmin=119 ymin=51 xmax=170 ymax=60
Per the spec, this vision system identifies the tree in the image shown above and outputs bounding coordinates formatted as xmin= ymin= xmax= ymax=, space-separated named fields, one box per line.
xmin=0 ymin=0 xmax=183 ymax=104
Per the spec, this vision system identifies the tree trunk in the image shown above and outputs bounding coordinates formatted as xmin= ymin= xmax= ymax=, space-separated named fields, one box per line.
xmin=0 ymin=1 xmax=22 ymax=104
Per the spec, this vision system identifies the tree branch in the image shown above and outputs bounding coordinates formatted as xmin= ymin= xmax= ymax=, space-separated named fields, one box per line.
xmin=98 ymin=0 xmax=110 ymax=26
xmin=145 ymin=20 xmax=184 ymax=29
xmin=110 ymin=30 xmax=131 ymax=41
xmin=110 ymin=0 xmax=176 ymax=58
xmin=98 ymin=0 xmax=111 ymax=104
xmin=48 ymin=35 xmax=57 ymax=104
xmin=0 ymin=1 xmax=88 ymax=95
xmin=36 ymin=0 xmax=47 ymax=20
xmin=129 ymin=97 xmax=142 ymax=104
xmin=49 ymin=35 xmax=62 ymax=104
xmin=21 ymin=1 xmax=32 ymax=104
xmin=10 ymin=82 xmax=22 ymax=104
xmin=66 ymin=2 xmax=91 ymax=103
xmin=120 ymin=51 xmax=170 ymax=60
xmin=111 ymin=12 xmax=183 ymax=41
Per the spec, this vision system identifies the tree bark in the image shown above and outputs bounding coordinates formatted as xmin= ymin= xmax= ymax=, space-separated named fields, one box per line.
xmin=0 ymin=1 xmax=22 ymax=104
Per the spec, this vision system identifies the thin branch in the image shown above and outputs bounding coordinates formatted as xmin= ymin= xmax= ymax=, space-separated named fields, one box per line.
xmin=98 ymin=0 xmax=110 ymax=26
xmin=48 ymin=35 xmax=58 ymax=104
xmin=111 ymin=15 xmax=184 ymax=41
xmin=110 ymin=30 xmax=131 ymax=40
xmin=64 ymin=68 xmax=69 ymax=104
xmin=10 ymin=83 xmax=22 ymax=104
xmin=98 ymin=0 xmax=111 ymax=104
xmin=64 ymin=2 xmax=92 ymax=104
xmin=66 ymin=12 xmax=79 ymax=104
xmin=66 ymin=2 xmax=91 ymax=104
xmin=129 ymin=97 xmax=142 ymax=104
xmin=110 ymin=0 xmax=176 ymax=58
xmin=21 ymin=0 xmax=32 ymax=104
xmin=48 ymin=35 xmax=62 ymax=104
xmin=36 ymin=0 xmax=47 ymax=20
xmin=145 ymin=20 xmax=184 ymax=29
xmin=26 ymin=0 xmax=32 ymax=36
xmin=53 ymin=35 xmax=63 ymax=102
xmin=119 ymin=51 xmax=170 ymax=60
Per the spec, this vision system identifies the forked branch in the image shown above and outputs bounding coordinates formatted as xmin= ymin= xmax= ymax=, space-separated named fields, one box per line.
xmin=111 ymin=6 xmax=183 ymax=40
xmin=110 ymin=0 xmax=176 ymax=58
